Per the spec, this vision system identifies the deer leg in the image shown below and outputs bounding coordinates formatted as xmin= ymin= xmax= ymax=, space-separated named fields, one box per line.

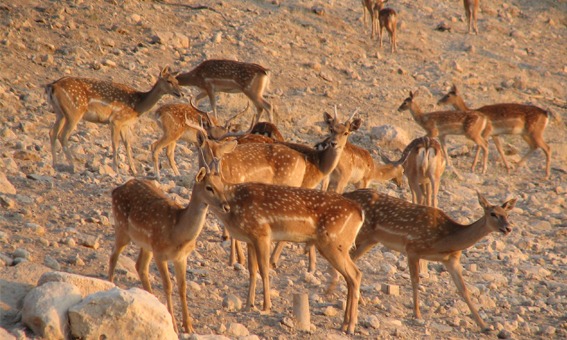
xmin=235 ymin=239 xmax=246 ymax=265
xmin=443 ymin=254 xmax=488 ymax=331
xmin=246 ymin=242 xmax=259 ymax=310
xmin=317 ymin=243 xmax=361 ymax=334
xmin=491 ymin=136 xmax=510 ymax=172
xmin=173 ymin=257 xmax=194 ymax=334
xmin=379 ymin=24 xmax=384 ymax=48
xmin=407 ymin=254 xmax=422 ymax=319
xmin=108 ymin=226 xmax=130 ymax=283
xmin=531 ymin=133 xmax=551 ymax=179
xmin=110 ymin=124 xmax=122 ymax=173
xmin=270 ymin=242 xmax=286 ymax=269
xmin=155 ymin=259 xmax=178 ymax=334
xmin=119 ymin=124 xmax=137 ymax=175
xmin=136 ymin=248 xmax=154 ymax=294
xmin=165 ymin=142 xmax=180 ymax=176
xmin=59 ymin=116 xmax=81 ymax=173
xmin=50 ymin=114 xmax=66 ymax=167
xmin=204 ymin=87 xmax=218 ymax=119
xmin=255 ymin=237 xmax=273 ymax=312
xmin=307 ymin=244 xmax=316 ymax=273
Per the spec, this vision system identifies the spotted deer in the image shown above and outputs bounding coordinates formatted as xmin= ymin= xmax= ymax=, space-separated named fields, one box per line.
xmin=438 ymin=84 xmax=552 ymax=179
xmin=374 ymin=0 xmax=398 ymax=52
xmin=151 ymin=98 xmax=247 ymax=178
xmin=200 ymin=148 xmax=365 ymax=334
xmin=176 ymin=59 xmax=273 ymax=125
xmin=316 ymin=139 xmax=405 ymax=193
xmin=108 ymin=161 xmax=230 ymax=334
xmin=46 ymin=66 xmax=181 ymax=174
xmin=199 ymin=111 xmax=362 ymax=268
xmin=327 ymin=190 xmax=517 ymax=332
xmin=464 ymin=0 xmax=479 ymax=34
xmin=398 ymin=90 xmax=489 ymax=174
xmin=381 ymin=136 xmax=446 ymax=207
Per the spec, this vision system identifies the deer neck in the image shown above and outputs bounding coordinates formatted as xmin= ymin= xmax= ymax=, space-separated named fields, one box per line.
xmin=407 ymin=103 xmax=425 ymax=122
xmin=433 ymin=216 xmax=493 ymax=252
xmin=452 ymin=96 xmax=470 ymax=111
xmin=371 ymin=163 xmax=401 ymax=181
xmin=316 ymin=144 xmax=345 ymax=177
xmin=173 ymin=189 xmax=210 ymax=243
xmin=134 ymin=82 xmax=168 ymax=114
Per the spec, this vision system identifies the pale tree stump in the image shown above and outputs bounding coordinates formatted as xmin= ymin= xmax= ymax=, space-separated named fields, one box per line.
xmin=293 ymin=293 xmax=310 ymax=331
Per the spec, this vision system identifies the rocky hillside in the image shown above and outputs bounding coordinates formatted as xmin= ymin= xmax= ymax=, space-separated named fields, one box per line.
xmin=1 ymin=0 xmax=566 ymax=339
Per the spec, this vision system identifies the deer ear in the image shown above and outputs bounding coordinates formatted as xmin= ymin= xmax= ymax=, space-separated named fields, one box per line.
xmin=195 ymin=167 xmax=207 ymax=182
xmin=220 ymin=140 xmax=238 ymax=155
xmin=323 ymin=112 xmax=334 ymax=125
xmin=350 ymin=118 xmax=362 ymax=132
xmin=409 ymin=91 xmax=414 ymax=98
xmin=196 ymin=131 xmax=207 ymax=148
xmin=477 ymin=191 xmax=491 ymax=209
xmin=160 ymin=66 xmax=170 ymax=76
xmin=502 ymin=198 xmax=517 ymax=211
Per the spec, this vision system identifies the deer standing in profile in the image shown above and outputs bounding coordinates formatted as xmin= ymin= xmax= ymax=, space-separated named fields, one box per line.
xmin=374 ymin=0 xmax=398 ymax=52
xmin=46 ymin=66 xmax=181 ymax=174
xmin=438 ymin=84 xmax=552 ymax=179
xmin=464 ymin=0 xmax=479 ymax=34
xmin=199 ymin=141 xmax=365 ymax=334
xmin=327 ymin=190 xmax=517 ymax=332
xmin=381 ymin=136 xmax=446 ymax=207
xmin=108 ymin=161 xmax=230 ymax=334
xmin=398 ymin=90 xmax=489 ymax=175
xmin=176 ymin=59 xmax=273 ymax=125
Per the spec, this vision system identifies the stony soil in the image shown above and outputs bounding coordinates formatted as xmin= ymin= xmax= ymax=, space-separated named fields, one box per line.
xmin=1 ymin=0 xmax=566 ymax=339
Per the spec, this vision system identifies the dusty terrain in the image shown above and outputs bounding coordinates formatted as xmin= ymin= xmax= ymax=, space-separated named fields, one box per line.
xmin=1 ymin=0 xmax=566 ymax=339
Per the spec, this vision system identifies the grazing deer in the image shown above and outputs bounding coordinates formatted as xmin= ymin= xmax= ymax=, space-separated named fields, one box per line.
xmin=108 ymin=161 xmax=231 ymax=334
xmin=374 ymin=0 xmax=398 ymax=52
xmin=151 ymin=98 xmax=247 ymax=179
xmin=438 ymin=84 xmax=552 ymax=179
xmin=381 ymin=136 xmax=446 ymax=207
xmin=200 ymin=110 xmax=362 ymax=269
xmin=464 ymin=0 xmax=479 ymax=34
xmin=328 ymin=189 xmax=517 ymax=332
xmin=316 ymin=139 xmax=405 ymax=193
xmin=46 ymin=67 xmax=181 ymax=174
xmin=202 ymin=163 xmax=365 ymax=333
xmin=398 ymin=90 xmax=489 ymax=174
xmin=176 ymin=59 xmax=273 ymax=125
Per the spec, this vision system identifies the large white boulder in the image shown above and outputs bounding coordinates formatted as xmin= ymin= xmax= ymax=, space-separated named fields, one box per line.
xmin=68 ymin=287 xmax=177 ymax=340
xmin=21 ymin=281 xmax=82 ymax=340
xmin=37 ymin=271 xmax=115 ymax=297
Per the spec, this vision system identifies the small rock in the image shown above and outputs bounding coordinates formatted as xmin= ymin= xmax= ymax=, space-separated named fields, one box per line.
xmin=44 ymin=255 xmax=61 ymax=270
xmin=227 ymin=322 xmax=249 ymax=337
xmin=13 ymin=248 xmax=31 ymax=260
xmin=323 ymin=306 xmax=338 ymax=316
xmin=222 ymin=294 xmax=242 ymax=311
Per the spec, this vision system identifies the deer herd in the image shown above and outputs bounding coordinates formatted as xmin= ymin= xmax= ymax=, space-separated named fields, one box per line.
xmin=42 ymin=2 xmax=554 ymax=336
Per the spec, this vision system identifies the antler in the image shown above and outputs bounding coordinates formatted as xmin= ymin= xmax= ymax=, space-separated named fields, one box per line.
xmin=223 ymin=101 xmax=250 ymax=130
xmin=190 ymin=97 xmax=214 ymax=126
xmin=347 ymin=108 xmax=360 ymax=122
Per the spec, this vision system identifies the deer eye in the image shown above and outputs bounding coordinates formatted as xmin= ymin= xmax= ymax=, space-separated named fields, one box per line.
xmin=490 ymin=212 xmax=497 ymax=217
xmin=206 ymin=186 xmax=214 ymax=193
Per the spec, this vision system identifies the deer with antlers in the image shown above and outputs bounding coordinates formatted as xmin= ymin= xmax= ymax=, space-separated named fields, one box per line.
xmin=151 ymin=98 xmax=248 ymax=179
xmin=437 ymin=84 xmax=552 ymax=179
xmin=108 ymin=160 xmax=230 ymax=334
xmin=46 ymin=66 xmax=181 ymax=174
xmin=197 ymin=109 xmax=362 ymax=269
xmin=199 ymin=141 xmax=365 ymax=334
xmin=176 ymin=59 xmax=273 ymax=125
xmin=381 ymin=136 xmax=446 ymax=207
xmin=398 ymin=90 xmax=489 ymax=175
xmin=327 ymin=190 xmax=517 ymax=332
